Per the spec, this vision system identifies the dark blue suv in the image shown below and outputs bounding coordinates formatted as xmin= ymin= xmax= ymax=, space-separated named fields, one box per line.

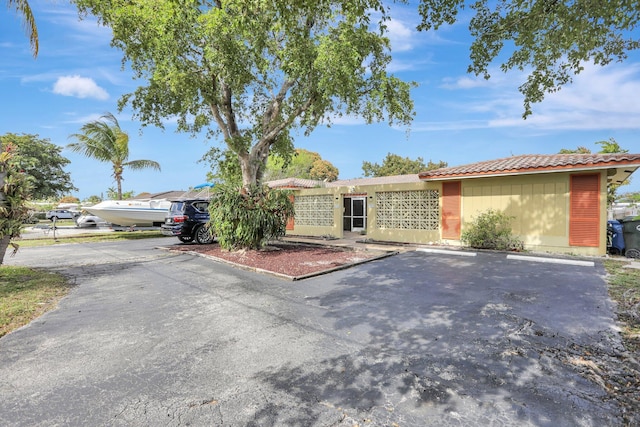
xmin=161 ymin=199 xmax=215 ymax=244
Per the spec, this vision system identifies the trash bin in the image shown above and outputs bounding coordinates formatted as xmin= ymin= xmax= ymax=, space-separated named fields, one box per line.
xmin=621 ymin=217 xmax=640 ymax=258
xmin=607 ymin=220 xmax=625 ymax=255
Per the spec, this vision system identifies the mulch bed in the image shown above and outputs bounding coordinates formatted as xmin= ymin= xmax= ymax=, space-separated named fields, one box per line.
xmin=169 ymin=241 xmax=389 ymax=278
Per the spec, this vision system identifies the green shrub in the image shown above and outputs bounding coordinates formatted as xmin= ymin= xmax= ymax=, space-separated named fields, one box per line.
xmin=461 ymin=209 xmax=523 ymax=251
xmin=209 ymin=184 xmax=294 ymax=250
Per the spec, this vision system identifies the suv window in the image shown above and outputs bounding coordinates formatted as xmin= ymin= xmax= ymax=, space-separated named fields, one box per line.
xmin=192 ymin=201 xmax=209 ymax=212
xmin=169 ymin=202 xmax=185 ymax=213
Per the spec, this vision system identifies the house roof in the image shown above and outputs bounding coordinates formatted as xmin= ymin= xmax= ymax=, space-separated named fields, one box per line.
xmin=265 ymin=174 xmax=423 ymax=189
xmin=419 ymin=153 xmax=640 ymax=184
xmin=266 ymin=178 xmax=328 ymax=188
xmin=328 ymin=174 xmax=422 ymax=187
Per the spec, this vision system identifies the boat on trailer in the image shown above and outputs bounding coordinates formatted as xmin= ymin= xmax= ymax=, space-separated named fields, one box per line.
xmin=82 ymin=199 xmax=171 ymax=227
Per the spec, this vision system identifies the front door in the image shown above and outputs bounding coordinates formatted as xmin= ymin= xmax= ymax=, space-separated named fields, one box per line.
xmin=343 ymin=197 xmax=366 ymax=232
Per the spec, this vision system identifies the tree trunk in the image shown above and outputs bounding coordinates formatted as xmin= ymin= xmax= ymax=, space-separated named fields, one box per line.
xmin=239 ymin=140 xmax=271 ymax=189
xmin=0 ymin=235 xmax=10 ymax=266
xmin=116 ymin=177 xmax=122 ymax=200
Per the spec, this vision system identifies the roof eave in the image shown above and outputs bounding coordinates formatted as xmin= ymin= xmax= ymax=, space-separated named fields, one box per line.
xmin=420 ymin=163 xmax=640 ymax=181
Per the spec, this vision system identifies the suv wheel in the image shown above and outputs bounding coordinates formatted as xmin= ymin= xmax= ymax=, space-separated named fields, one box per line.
xmin=195 ymin=224 xmax=214 ymax=244
xmin=178 ymin=235 xmax=194 ymax=243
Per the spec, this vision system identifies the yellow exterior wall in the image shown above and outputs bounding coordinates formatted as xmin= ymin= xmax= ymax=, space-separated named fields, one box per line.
xmin=285 ymin=170 xmax=608 ymax=256
xmin=286 ymin=187 xmax=343 ymax=238
xmin=287 ymin=181 xmax=441 ymax=243
xmin=457 ymin=171 xmax=607 ymax=256
xmin=366 ymin=182 xmax=441 ymax=244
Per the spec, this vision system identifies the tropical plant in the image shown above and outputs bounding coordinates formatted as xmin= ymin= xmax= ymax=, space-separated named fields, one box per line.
xmin=67 ymin=113 xmax=160 ymax=200
xmin=461 ymin=209 xmax=523 ymax=251
xmin=209 ymin=184 xmax=294 ymax=250
xmin=417 ymin=0 xmax=640 ymax=117
xmin=1 ymin=134 xmax=76 ymax=199
xmin=362 ymin=153 xmax=447 ymax=177
xmin=0 ymin=144 xmax=32 ymax=265
xmin=7 ymin=0 xmax=38 ymax=57
xmin=106 ymin=187 xmax=135 ymax=201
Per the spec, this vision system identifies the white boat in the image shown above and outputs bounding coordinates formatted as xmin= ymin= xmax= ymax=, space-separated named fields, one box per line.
xmin=82 ymin=199 xmax=171 ymax=227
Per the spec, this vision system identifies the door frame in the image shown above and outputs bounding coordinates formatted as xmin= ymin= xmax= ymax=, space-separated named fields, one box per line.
xmin=343 ymin=196 xmax=367 ymax=232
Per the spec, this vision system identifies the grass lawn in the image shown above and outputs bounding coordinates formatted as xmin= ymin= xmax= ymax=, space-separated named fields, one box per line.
xmin=1 ymin=231 xmax=167 ymax=337
xmin=18 ymin=230 xmax=166 ymax=247
xmin=604 ymin=259 xmax=640 ymax=353
xmin=0 ymin=266 xmax=70 ymax=338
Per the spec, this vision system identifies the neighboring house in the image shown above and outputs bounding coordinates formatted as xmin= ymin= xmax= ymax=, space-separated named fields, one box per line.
xmin=268 ymin=153 xmax=640 ymax=256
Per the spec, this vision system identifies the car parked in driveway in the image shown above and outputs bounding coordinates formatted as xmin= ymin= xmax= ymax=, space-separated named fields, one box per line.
xmin=161 ymin=199 xmax=214 ymax=244
xmin=46 ymin=209 xmax=78 ymax=221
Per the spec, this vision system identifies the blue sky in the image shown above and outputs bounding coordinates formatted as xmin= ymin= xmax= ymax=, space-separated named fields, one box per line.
xmin=2 ymin=0 xmax=639 ymax=200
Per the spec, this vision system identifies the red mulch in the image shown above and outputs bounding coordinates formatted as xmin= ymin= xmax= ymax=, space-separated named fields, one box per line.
xmin=169 ymin=241 xmax=383 ymax=277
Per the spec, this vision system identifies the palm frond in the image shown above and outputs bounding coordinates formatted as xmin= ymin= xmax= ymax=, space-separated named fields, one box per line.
xmin=7 ymin=0 xmax=39 ymax=57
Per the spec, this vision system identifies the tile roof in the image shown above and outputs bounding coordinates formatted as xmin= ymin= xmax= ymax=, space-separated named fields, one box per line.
xmin=265 ymin=174 xmax=423 ymax=189
xmin=266 ymin=178 xmax=328 ymax=188
xmin=328 ymin=174 xmax=422 ymax=187
xmin=419 ymin=153 xmax=640 ymax=180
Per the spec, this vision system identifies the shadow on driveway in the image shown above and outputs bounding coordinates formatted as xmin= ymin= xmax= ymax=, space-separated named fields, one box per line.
xmin=255 ymin=251 xmax=622 ymax=426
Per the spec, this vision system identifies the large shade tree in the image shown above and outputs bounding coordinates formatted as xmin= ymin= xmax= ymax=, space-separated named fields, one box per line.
xmin=7 ymin=0 xmax=38 ymax=57
xmin=71 ymin=0 xmax=414 ymax=190
xmin=0 ymin=133 xmax=76 ymax=200
xmin=67 ymin=113 xmax=161 ymax=200
xmin=417 ymin=0 xmax=640 ymax=117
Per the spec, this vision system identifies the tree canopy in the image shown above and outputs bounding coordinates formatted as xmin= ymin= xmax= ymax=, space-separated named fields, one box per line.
xmin=72 ymin=0 xmax=414 ymax=189
xmin=417 ymin=0 xmax=640 ymax=117
xmin=362 ymin=153 xmax=447 ymax=177
xmin=67 ymin=113 xmax=161 ymax=200
xmin=264 ymin=149 xmax=339 ymax=182
xmin=0 ymin=133 xmax=76 ymax=200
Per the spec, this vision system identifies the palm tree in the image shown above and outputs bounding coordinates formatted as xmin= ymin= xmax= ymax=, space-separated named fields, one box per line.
xmin=68 ymin=113 xmax=161 ymax=200
xmin=8 ymin=0 xmax=39 ymax=57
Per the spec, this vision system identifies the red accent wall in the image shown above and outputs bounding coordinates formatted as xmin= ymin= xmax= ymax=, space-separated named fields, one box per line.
xmin=569 ymin=174 xmax=600 ymax=247
xmin=286 ymin=195 xmax=295 ymax=230
xmin=442 ymin=181 xmax=461 ymax=239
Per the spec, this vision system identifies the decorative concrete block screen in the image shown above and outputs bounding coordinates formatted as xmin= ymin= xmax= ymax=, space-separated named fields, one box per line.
xmin=376 ymin=190 xmax=440 ymax=230
xmin=294 ymin=194 xmax=334 ymax=226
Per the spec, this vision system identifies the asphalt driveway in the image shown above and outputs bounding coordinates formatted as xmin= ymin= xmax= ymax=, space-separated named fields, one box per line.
xmin=0 ymin=238 xmax=624 ymax=426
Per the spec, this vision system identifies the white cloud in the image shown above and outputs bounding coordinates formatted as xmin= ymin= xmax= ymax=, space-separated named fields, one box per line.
xmin=440 ymin=75 xmax=493 ymax=89
xmin=52 ymin=75 xmax=109 ymax=100
xmin=386 ymin=19 xmax=415 ymax=52
xmin=429 ymin=62 xmax=640 ymax=132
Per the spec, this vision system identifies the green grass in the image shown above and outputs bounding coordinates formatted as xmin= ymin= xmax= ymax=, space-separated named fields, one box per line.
xmin=604 ymin=259 xmax=640 ymax=352
xmin=0 ymin=266 xmax=71 ymax=338
xmin=17 ymin=230 xmax=167 ymax=247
